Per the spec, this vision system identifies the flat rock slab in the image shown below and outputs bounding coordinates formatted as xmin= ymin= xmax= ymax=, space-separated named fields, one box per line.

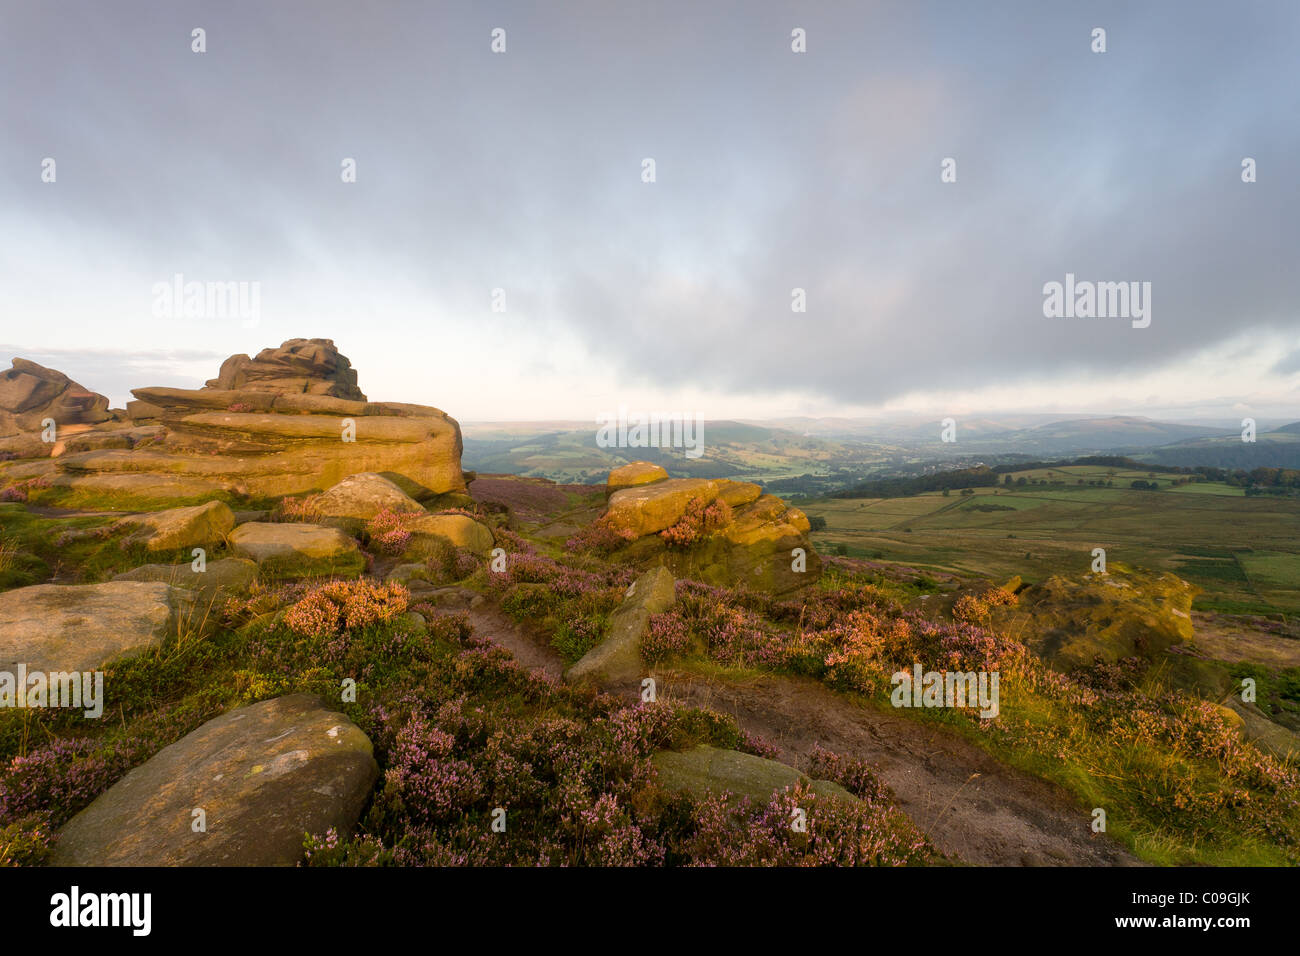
xmin=51 ymin=694 xmax=378 ymax=866
xmin=652 ymin=745 xmax=857 ymax=806
xmin=0 ymin=581 xmax=193 ymax=674
xmin=229 ymin=522 xmax=364 ymax=578
xmin=114 ymin=557 xmax=258 ymax=603
xmin=566 ymin=566 xmax=675 ymax=686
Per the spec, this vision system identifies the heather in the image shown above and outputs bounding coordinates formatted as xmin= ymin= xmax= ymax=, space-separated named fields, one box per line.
xmin=301 ymin=618 xmax=932 ymax=866
xmin=490 ymin=545 xmax=636 ymax=663
xmin=0 ymin=566 xmax=931 ymax=867
xmin=632 ymin=567 xmax=1300 ymax=864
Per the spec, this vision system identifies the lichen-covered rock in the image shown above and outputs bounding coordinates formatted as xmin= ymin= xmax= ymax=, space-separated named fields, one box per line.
xmin=50 ymin=694 xmax=378 ymax=866
xmin=566 ymin=567 xmax=676 ymax=686
xmin=595 ymin=471 xmax=820 ymax=594
xmin=991 ymin=566 xmax=1198 ymax=669
xmin=607 ymin=461 xmax=669 ymax=494
xmin=716 ymin=479 xmax=763 ymax=508
xmin=652 ymin=745 xmax=858 ymax=806
xmin=114 ymin=557 xmax=258 ymax=604
xmin=407 ymin=513 xmax=495 ymax=553
xmin=113 ymin=500 xmax=236 ymax=552
xmin=229 ymin=522 xmax=365 ymax=578
xmin=0 ymin=582 xmax=194 ymax=674
xmin=312 ymin=472 xmax=424 ymax=533
xmin=605 ymin=478 xmax=722 ymax=537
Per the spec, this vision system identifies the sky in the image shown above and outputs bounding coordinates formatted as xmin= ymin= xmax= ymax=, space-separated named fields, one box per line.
xmin=1 ymin=0 xmax=1297 ymax=423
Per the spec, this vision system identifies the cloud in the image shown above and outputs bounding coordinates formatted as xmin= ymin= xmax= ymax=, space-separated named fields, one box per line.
xmin=0 ymin=1 xmax=1296 ymax=418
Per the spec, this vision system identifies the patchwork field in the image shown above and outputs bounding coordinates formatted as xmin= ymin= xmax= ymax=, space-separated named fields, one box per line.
xmin=803 ymin=469 xmax=1300 ymax=613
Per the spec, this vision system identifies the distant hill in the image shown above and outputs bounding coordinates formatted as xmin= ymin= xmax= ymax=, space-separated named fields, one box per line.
xmin=1141 ymin=426 xmax=1300 ymax=469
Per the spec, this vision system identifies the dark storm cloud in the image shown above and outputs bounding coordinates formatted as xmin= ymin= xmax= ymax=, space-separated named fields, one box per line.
xmin=1 ymin=1 xmax=1296 ymax=406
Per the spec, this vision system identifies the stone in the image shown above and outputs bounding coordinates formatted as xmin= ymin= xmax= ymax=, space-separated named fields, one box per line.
xmin=229 ymin=522 xmax=365 ymax=578
xmin=114 ymin=557 xmax=258 ymax=604
xmin=1220 ymin=697 xmax=1300 ymax=761
xmin=50 ymin=694 xmax=378 ymax=866
xmin=715 ymin=479 xmax=763 ymax=508
xmin=607 ymin=461 xmax=669 ymax=493
xmin=603 ymin=488 xmax=821 ymax=595
xmin=0 ymin=582 xmax=195 ymax=674
xmin=991 ymin=567 xmax=1198 ymax=669
xmin=652 ymin=745 xmax=858 ymax=806
xmin=205 ymin=338 xmax=365 ymax=400
xmin=386 ymin=563 xmax=433 ymax=587
xmin=604 ymin=478 xmax=722 ymax=537
xmin=0 ymin=358 xmax=113 ymax=436
xmin=312 ymin=472 xmax=425 ymax=533
xmin=114 ymin=500 xmax=236 ymax=552
xmin=566 ymin=567 xmax=676 ymax=685
xmin=407 ymin=514 xmax=495 ymax=553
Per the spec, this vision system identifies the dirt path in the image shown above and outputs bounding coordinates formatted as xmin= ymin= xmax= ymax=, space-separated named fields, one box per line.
xmin=464 ymin=604 xmax=1141 ymax=867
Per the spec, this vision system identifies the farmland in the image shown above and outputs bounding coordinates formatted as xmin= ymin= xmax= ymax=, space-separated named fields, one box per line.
xmin=802 ymin=464 xmax=1300 ymax=613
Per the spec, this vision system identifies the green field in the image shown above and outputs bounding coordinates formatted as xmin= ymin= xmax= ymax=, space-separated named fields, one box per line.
xmin=804 ymin=469 xmax=1300 ymax=613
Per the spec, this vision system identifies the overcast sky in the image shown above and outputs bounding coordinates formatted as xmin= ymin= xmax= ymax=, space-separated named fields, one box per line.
xmin=1 ymin=1 xmax=1297 ymax=422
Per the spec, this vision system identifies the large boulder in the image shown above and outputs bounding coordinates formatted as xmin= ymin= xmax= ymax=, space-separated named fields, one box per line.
xmin=229 ymin=522 xmax=365 ymax=578
xmin=991 ymin=567 xmax=1198 ymax=669
xmin=566 ymin=567 xmax=676 ymax=686
xmin=607 ymin=461 xmax=669 ymax=494
xmin=113 ymin=500 xmax=236 ymax=552
xmin=604 ymin=478 xmax=723 ymax=537
xmin=652 ymin=745 xmax=858 ymax=806
xmin=312 ymin=472 xmax=424 ymax=534
xmin=596 ymin=472 xmax=820 ymax=595
xmin=407 ymin=513 xmax=495 ymax=554
xmin=50 ymin=694 xmax=378 ymax=866
xmin=0 ymin=358 xmax=113 ymax=436
xmin=0 ymin=582 xmax=194 ymax=674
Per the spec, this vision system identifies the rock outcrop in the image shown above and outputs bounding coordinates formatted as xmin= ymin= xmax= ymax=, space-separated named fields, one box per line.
xmin=228 ymin=522 xmax=365 ymax=579
xmin=0 ymin=358 xmax=114 ymax=436
xmin=0 ymin=582 xmax=195 ymax=674
xmin=566 ymin=566 xmax=676 ymax=686
xmin=992 ymin=567 xmax=1198 ymax=669
xmin=0 ymin=339 xmax=467 ymax=504
xmin=50 ymin=694 xmax=378 ymax=866
xmin=607 ymin=461 xmax=669 ymax=494
xmin=202 ymin=338 xmax=365 ymax=400
xmin=592 ymin=465 xmax=820 ymax=594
